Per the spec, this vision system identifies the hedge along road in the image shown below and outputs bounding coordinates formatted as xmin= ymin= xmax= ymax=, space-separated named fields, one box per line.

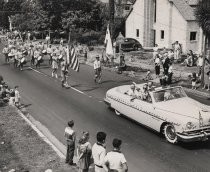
xmin=1 ymin=45 xmax=210 ymax=172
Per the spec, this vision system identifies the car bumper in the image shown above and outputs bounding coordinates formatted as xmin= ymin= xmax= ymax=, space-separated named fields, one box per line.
xmin=177 ymin=130 xmax=210 ymax=142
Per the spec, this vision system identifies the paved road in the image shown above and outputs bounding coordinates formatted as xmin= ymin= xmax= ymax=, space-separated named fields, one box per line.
xmin=1 ymin=50 xmax=210 ymax=172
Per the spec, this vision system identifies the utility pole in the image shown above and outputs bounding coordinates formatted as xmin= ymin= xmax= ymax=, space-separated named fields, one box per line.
xmin=109 ymin=0 xmax=114 ymax=37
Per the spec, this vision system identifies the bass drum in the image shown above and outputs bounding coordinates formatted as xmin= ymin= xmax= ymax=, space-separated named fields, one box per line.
xmin=38 ymin=56 xmax=44 ymax=63
xmin=20 ymin=57 xmax=27 ymax=65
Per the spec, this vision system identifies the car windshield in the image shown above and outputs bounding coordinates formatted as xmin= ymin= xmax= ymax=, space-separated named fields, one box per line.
xmin=153 ymin=87 xmax=186 ymax=103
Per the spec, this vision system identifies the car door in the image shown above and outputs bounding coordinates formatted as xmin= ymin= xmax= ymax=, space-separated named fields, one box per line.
xmin=130 ymin=99 xmax=160 ymax=131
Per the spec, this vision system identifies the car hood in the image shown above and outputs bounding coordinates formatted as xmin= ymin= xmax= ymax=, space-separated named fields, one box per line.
xmin=154 ymin=97 xmax=210 ymax=120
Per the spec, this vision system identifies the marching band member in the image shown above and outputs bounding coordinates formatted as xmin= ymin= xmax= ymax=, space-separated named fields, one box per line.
xmin=47 ymin=44 xmax=53 ymax=65
xmin=34 ymin=48 xmax=41 ymax=68
xmin=13 ymin=47 xmax=18 ymax=68
xmin=29 ymin=43 xmax=35 ymax=66
xmin=16 ymin=48 xmax=23 ymax=70
xmin=60 ymin=58 xmax=69 ymax=88
xmin=51 ymin=50 xmax=58 ymax=78
xmin=2 ymin=45 xmax=9 ymax=64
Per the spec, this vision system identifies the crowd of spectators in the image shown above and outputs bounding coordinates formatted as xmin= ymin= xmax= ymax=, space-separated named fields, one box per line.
xmin=0 ymin=75 xmax=21 ymax=107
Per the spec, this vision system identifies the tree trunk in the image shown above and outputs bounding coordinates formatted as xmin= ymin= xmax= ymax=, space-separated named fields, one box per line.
xmin=201 ymin=34 xmax=207 ymax=85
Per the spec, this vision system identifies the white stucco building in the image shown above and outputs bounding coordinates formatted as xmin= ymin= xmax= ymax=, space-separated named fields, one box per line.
xmin=125 ymin=0 xmax=203 ymax=53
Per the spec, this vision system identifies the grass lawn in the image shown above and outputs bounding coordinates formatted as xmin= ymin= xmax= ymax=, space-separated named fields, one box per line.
xmin=0 ymin=105 xmax=77 ymax=172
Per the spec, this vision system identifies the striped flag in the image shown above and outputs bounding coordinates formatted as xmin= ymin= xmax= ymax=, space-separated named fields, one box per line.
xmin=67 ymin=45 xmax=80 ymax=72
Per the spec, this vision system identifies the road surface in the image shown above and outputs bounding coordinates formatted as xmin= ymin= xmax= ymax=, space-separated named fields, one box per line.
xmin=1 ymin=50 xmax=210 ymax=172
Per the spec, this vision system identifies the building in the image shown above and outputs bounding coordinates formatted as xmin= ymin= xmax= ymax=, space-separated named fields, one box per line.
xmin=125 ymin=0 xmax=203 ymax=53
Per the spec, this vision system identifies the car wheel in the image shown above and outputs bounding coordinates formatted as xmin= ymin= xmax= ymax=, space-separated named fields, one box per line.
xmin=115 ymin=109 xmax=121 ymax=116
xmin=134 ymin=45 xmax=138 ymax=51
xmin=164 ymin=123 xmax=177 ymax=144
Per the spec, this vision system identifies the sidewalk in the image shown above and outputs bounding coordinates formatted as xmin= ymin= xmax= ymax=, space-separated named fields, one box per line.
xmin=0 ymin=105 xmax=77 ymax=172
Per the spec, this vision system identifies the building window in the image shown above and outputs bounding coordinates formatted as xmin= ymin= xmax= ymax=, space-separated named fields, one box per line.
xmin=190 ymin=32 xmax=197 ymax=41
xmin=154 ymin=0 xmax=157 ymax=23
xmin=161 ymin=30 xmax=164 ymax=39
xmin=125 ymin=5 xmax=130 ymax=11
xmin=136 ymin=29 xmax=139 ymax=37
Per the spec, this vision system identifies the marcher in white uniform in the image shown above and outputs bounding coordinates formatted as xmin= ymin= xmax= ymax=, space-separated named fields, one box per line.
xmin=51 ymin=50 xmax=58 ymax=78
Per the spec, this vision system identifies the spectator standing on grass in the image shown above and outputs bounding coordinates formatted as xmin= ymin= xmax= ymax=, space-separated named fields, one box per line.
xmin=203 ymin=65 xmax=210 ymax=91
xmin=77 ymin=131 xmax=92 ymax=172
xmin=167 ymin=62 xmax=173 ymax=84
xmin=103 ymin=138 xmax=128 ymax=172
xmin=163 ymin=54 xmax=170 ymax=75
xmin=173 ymin=41 xmax=181 ymax=61
xmin=197 ymin=54 xmax=204 ymax=78
xmin=92 ymin=132 xmax=107 ymax=172
xmin=191 ymin=72 xmax=197 ymax=90
xmin=155 ymin=54 xmax=160 ymax=77
xmin=64 ymin=120 xmax=76 ymax=166
xmin=14 ymin=86 xmax=20 ymax=107
xmin=153 ymin=44 xmax=159 ymax=61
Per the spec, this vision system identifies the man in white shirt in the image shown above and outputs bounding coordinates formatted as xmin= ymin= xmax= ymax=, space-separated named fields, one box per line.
xmin=103 ymin=138 xmax=128 ymax=172
xmin=94 ymin=55 xmax=102 ymax=83
xmin=92 ymin=132 xmax=107 ymax=172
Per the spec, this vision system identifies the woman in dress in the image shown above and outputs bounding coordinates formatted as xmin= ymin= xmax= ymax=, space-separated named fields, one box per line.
xmin=77 ymin=131 xmax=92 ymax=172
xmin=51 ymin=50 xmax=58 ymax=78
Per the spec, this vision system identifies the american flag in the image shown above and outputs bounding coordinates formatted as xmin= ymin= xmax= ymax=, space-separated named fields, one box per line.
xmin=67 ymin=45 xmax=80 ymax=72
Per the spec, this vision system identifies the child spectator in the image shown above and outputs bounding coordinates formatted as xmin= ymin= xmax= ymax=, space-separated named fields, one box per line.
xmin=191 ymin=72 xmax=197 ymax=90
xmin=14 ymin=86 xmax=21 ymax=107
xmin=143 ymin=70 xmax=152 ymax=81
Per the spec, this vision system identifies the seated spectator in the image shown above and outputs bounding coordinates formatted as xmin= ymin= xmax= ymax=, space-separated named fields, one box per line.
xmin=143 ymin=70 xmax=153 ymax=81
xmin=181 ymin=53 xmax=193 ymax=67
xmin=164 ymin=89 xmax=175 ymax=101
xmin=148 ymin=81 xmax=155 ymax=91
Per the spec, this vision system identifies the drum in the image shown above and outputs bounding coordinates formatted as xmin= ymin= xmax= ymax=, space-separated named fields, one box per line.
xmin=37 ymin=56 xmax=42 ymax=61
xmin=22 ymin=50 xmax=28 ymax=55
xmin=58 ymin=55 xmax=63 ymax=60
xmin=8 ymin=53 xmax=14 ymax=58
xmin=20 ymin=57 xmax=25 ymax=63
xmin=42 ymin=50 xmax=47 ymax=55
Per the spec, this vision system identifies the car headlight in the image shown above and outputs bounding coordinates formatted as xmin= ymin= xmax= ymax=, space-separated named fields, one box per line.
xmin=186 ymin=122 xmax=194 ymax=130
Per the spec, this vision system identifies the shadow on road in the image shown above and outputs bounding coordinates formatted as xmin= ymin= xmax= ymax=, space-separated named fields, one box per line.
xmin=179 ymin=140 xmax=210 ymax=150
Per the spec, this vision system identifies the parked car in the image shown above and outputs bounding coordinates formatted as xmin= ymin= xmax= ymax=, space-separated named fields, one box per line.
xmin=104 ymin=84 xmax=210 ymax=144
xmin=120 ymin=38 xmax=142 ymax=52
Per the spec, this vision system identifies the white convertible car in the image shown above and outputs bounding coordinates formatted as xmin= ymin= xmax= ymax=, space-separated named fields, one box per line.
xmin=104 ymin=84 xmax=210 ymax=143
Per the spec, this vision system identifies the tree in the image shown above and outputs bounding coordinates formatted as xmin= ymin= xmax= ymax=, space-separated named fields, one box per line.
xmin=195 ymin=0 xmax=210 ymax=84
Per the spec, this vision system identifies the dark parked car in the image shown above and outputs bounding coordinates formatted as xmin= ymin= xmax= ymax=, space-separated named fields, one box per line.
xmin=120 ymin=38 xmax=142 ymax=52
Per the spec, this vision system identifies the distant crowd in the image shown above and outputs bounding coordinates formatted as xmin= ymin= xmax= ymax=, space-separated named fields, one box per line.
xmin=150 ymin=41 xmax=210 ymax=91
xmin=0 ymin=75 xmax=21 ymax=108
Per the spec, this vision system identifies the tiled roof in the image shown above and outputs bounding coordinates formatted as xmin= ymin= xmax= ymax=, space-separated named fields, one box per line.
xmin=171 ymin=0 xmax=196 ymax=21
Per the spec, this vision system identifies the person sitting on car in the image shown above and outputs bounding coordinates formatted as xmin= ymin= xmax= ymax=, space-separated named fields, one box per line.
xmin=164 ymin=89 xmax=175 ymax=101
xmin=125 ymin=83 xmax=136 ymax=97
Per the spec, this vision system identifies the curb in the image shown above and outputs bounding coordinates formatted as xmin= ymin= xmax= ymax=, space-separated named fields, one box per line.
xmin=15 ymin=106 xmax=66 ymax=159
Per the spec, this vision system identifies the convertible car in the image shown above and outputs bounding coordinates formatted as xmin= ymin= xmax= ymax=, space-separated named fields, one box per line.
xmin=104 ymin=84 xmax=210 ymax=144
